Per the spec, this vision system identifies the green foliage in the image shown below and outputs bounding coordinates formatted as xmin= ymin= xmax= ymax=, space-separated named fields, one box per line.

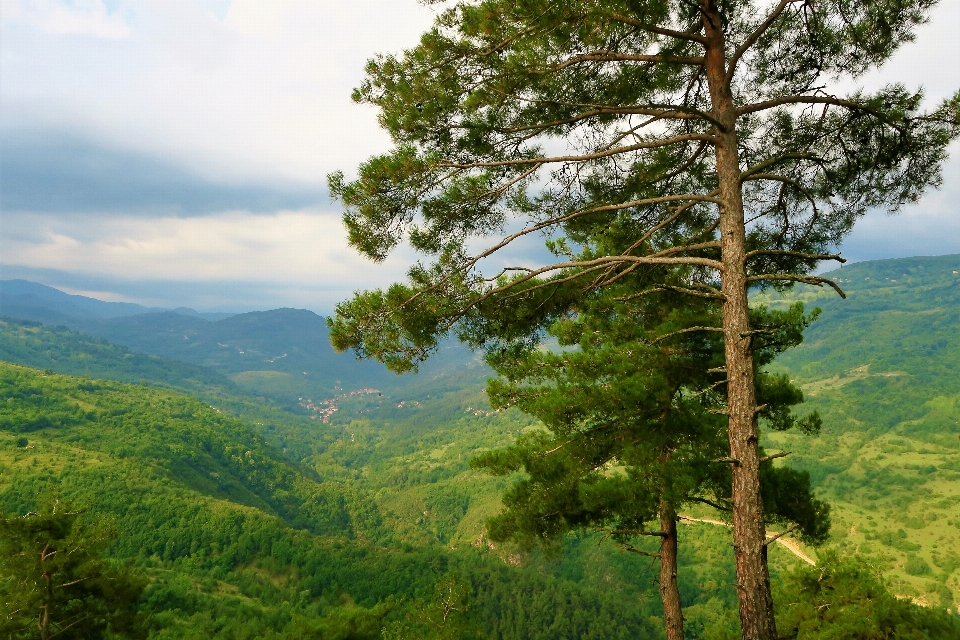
xmin=0 ymin=494 xmax=146 ymax=639
xmin=0 ymin=361 xmax=677 ymax=639
xmin=327 ymin=0 xmax=959 ymax=373
xmin=776 ymin=551 xmax=960 ymax=639
xmin=0 ymin=317 xmax=238 ymax=398
xmin=760 ymin=256 xmax=960 ymax=602
xmin=7 ymin=254 xmax=960 ymax=636
xmin=472 ymin=285 xmax=828 ymax=552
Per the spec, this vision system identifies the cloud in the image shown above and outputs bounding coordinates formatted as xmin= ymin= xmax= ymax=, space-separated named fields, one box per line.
xmin=1 ymin=0 xmax=958 ymax=313
xmin=0 ymin=209 xmax=415 ymax=283
xmin=0 ymin=129 xmax=325 ymax=215
xmin=0 ymin=0 xmax=437 ymax=185
xmin=2 ymin=0 xmax=132 ymax=40
xmin=837 ymin=137 xmax=960 ymax=265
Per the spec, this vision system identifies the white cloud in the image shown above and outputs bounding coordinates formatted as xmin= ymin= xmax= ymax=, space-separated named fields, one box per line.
xmin=857 ymin=0 xmax=960 ymax=104
xmin=1 ymin=0 xmax=436 ymax=185
xmin=1 ymin=210 xmax=414 ymax=286
xmin=1 ymin=0 xmax=132 ymax=39
xmin=1 ymin=1 xmax=958 ymax=311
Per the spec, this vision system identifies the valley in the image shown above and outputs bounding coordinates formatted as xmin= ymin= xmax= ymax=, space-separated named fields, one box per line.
xmin=2 ymin=255 xmax=960 ymax=636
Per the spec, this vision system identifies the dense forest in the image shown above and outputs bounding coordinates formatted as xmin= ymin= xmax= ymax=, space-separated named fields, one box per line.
xmin=2 ymin=254 xmax=960 ymax=637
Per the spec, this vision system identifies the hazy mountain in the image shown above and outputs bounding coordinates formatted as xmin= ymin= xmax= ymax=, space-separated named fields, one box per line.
xmin=0 ymin=279 xmax=233 ymax=321
xmin=0 ymin=280 xmax=490 ymax=402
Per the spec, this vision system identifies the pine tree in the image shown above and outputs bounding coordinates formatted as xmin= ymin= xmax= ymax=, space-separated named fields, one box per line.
xmin=0 ymin=495 xmax=146 ymax=640
xmin=328 ymin=2 xmax=960 ymax=637
xmin=470 ymin=271 xmax=828 ymax=640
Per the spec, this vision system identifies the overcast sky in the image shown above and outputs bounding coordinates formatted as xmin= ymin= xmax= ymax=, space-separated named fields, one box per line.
xmin=2 ymin=0 xmax=959 ymax=313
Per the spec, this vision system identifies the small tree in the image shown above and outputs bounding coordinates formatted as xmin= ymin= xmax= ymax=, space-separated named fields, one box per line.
xmin=776 ymin=550 xmax=960 ymax=639
xmin=328 ymin=2 xmax=959 ymax=637
xmin=0 ymin=495 xmax=146 ymax=640
xmin=471 ymin=273 xmax=827 ymax=640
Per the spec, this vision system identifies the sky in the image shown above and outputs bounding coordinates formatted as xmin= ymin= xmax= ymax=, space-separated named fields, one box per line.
xmin=1 ymin=0 xmax=959 ymax=313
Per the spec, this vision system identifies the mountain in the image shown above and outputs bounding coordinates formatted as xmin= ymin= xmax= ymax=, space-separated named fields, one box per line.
xmin=0 ymin=279 xmax=233 ymax=321
xmin=757 ymin=254 xmax=960 ymax=607
xmin=0 ymin=361 xmax=729 ymax=639
xmin=0 ymin=280 xmax=490 ymax=404
xmin=4 ymin=257 xmax=960 ymax=626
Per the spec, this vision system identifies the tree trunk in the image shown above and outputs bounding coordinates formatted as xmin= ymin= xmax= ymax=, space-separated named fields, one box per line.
xmin=41 ymin=570 xmax=52 ymax=640
xmin=659 ymin=500 xmax=684 ymax=640
xmin=701 ymin=2 xmax=777 ymax=639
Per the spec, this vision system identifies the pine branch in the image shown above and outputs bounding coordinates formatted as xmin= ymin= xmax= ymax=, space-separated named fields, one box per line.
xmin=440 ymin=134 xmax=716 ymax=168
xmin=726 ymin=0 xmax=802 ymax=82
xmin=746 ymin=274 xmax=846 ymax=298
xmin=763 ymin=524 xmax=798 ymax=547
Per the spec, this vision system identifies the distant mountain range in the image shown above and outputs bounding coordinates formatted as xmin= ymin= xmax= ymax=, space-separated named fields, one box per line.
xmin=0 ymin=279 xmax=234 ymax=321
xmin=0 ymin=279 xmax=488 ymax=402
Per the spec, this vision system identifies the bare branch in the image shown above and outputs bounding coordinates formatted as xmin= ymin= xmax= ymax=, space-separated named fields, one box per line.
xmin=487 ymin=256 xmax=724 ymax=296
xmin=763 ymin=524 xmax=799 ymax=547
xmin=740 ymin=152 xmax=817 ymax=181
xmin=609 ymin=13 xmax=708 ymax=44
xmin=596 ymin=528 xmax=669 ymax=537
xmin=552 ymin=51 xmax=705 ymax=70
xmin=689 ymin=496 xmax=732 ymax=512
xmin=746 ymin=274 xmax=847 ymax=298
xmin=741 ymin=172 xmax=803 ymax=185
xmin=621 ymin=189 xmax=721 ymax=257
xmin=726 ymin=0 xmax=801 ymax=81
xmin=760 ymin=451 xmax=792 ymax=463
xmin=613 ymin=543 xmax=662 ymax=558
xmin=440 ymin=134 xmax=716 ymax=168
xmin=56 ymin=577 xmax=93 ymax=589
xmin=615 ymin=284 xmax=725 ymax=301
xmin=500 ymin=103 xmax=723 ymax=134
xmin=745 ymin=250 xmax=846 ymax=264
xmin=649 ymin=325 xmax=724 ymax=345
xmin=737 ymin=95 xmax=895 ymax=122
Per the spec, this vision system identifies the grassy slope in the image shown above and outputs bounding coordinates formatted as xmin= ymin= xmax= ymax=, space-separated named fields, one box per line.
xmin=757 ymin=254 xmax=960 ymax=607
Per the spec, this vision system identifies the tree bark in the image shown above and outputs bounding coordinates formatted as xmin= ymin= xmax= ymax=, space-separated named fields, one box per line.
xmin=659 ymin=500 xmax=684 ymax=640
xmin=41 ymin=570 xmax=52 ymax=640
xmin=701 ymin=2 xmax=777 ymax=639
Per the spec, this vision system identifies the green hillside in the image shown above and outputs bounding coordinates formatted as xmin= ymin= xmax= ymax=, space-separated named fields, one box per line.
xmin=0 ymin=317 xmax=238 ymax=397
xmin=4 ymin=256 xmax=960 ymax=634
xmin=759 ymin=254 xmax=960 ymax=607
xmin=0 ymin=291 xmax=493 ymax=409
xmin=2 ymin=360 xmax=788 ymax=639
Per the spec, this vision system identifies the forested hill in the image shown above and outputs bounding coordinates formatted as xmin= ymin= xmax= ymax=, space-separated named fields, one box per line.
xmin=0 ymin=279 xmax=232 ymax=321
xmin=767 ymin=253 xmax=960 ymax=386
xmin=3 ymin=256 xmax=960 ymax=635
xmin=0 ymin=360 xmax=712 ymax=639
xmin=758 ymin=254 xmax=960 ymax=607
xmin=0 ymin=280 xmax=491 ymax=404
xmin=0 ymin=317 xmax=239 ymax=398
